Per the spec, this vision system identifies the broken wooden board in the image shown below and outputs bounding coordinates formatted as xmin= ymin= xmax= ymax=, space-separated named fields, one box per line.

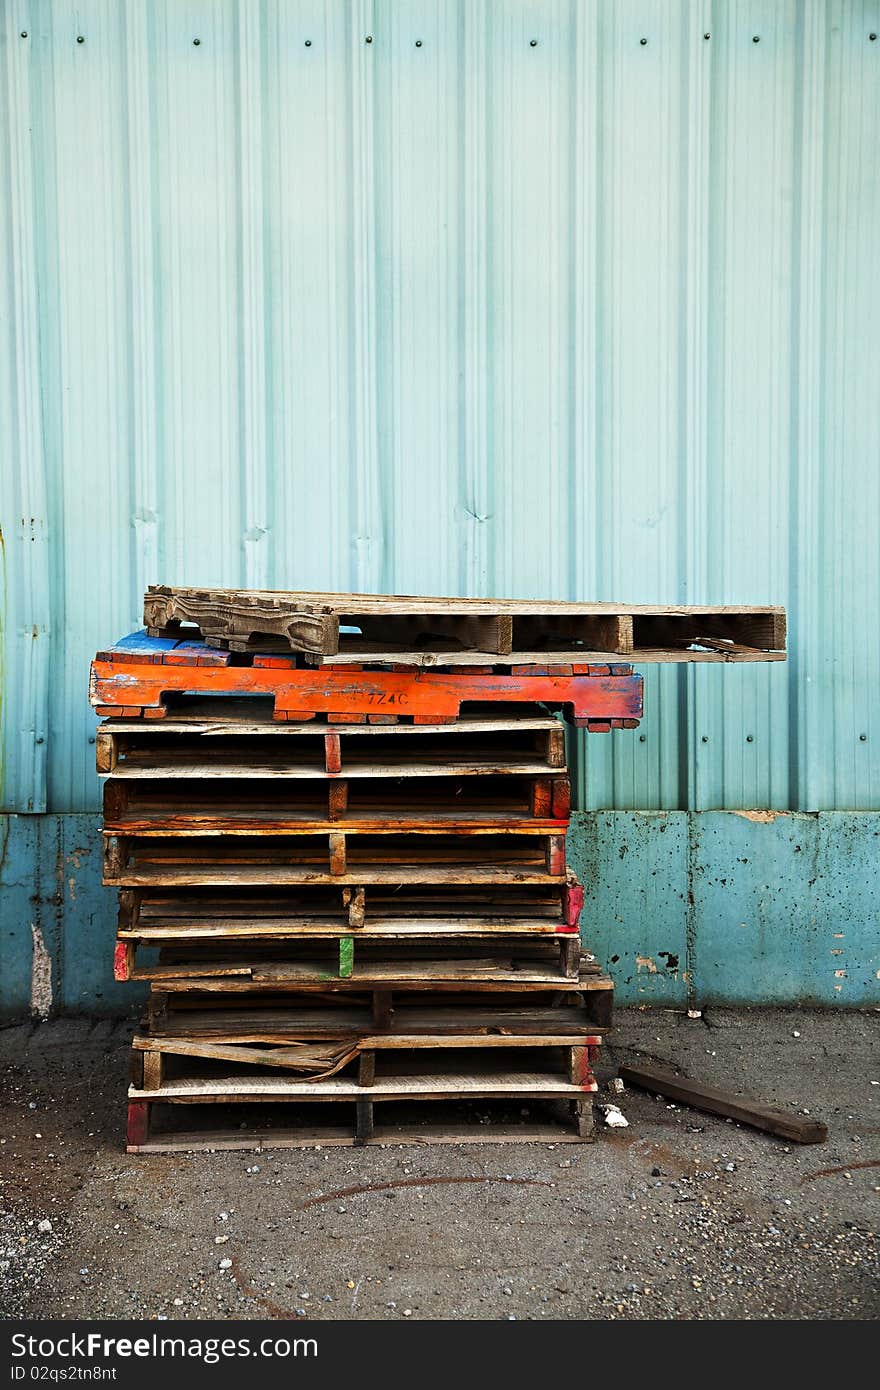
xmin=619 ymin=1063 xmax=828 ymax=1144
xmin=143 ymin=586 xmax=786 ymax=663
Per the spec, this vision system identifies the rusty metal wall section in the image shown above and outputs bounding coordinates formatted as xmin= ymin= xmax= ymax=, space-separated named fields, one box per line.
xmin=1 ymin=2 xmax=878 ymax=815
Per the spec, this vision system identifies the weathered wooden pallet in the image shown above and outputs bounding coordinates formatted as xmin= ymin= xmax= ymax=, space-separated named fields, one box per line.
xmin=95 ymin=709 xmax=569 ymax=777
xmin=101 ymin=828 xmax=570 ymax=889
xmin=127 ymin=1041 xmax=599 ymax=1150
xmin=90 ymin=635 xmax=643 ymax=726
xmin=143 ymin=586 xmax=786 ymax=664
xmin=125 ymin=1098 xmax=596 ymax=1152
xmin=142 ymin=994 xmax=612 ymax=1043
xmin=101 ymin=788 xmax=570 ymax=835
xmin=115 ymin=880 xmax=585 ymax=945
xmin=114 ymin=934 xmax=598 ymax=987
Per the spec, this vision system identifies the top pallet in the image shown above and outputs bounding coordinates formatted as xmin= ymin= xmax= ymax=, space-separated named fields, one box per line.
xmin=144 ymin=587 xmax=786 ymax=668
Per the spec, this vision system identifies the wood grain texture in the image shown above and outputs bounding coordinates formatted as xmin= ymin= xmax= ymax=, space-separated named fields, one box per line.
xmin=619 ymin=1064 xmax=828 ymax=1143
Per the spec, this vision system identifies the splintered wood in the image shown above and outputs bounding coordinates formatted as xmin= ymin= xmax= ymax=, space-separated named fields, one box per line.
xmin=91 ymin=587 xmax=784 ymax=1152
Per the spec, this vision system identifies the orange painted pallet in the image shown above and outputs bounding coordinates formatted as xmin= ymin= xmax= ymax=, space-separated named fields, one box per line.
xmin=90 ymin=633 xmax=643 ymax=727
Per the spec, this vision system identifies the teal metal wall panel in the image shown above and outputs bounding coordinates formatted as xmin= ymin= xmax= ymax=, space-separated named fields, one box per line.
xmin=2 ymin=811 xmax=877 ymax=1019
xmin=0 ymin=813 xmax=140 ymax=1017
xmin=568 ymin=811 xmax=690 ymax=1005
xmin=692 ymin=811 xmax=880 ymax=1005
xmin=1 ymin=1 xmax=879 ymax=816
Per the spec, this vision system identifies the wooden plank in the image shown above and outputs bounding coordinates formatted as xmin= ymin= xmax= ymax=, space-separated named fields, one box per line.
xmin=618 ymin=1063 xmax=828 ymax=1144
xmin=373 ymin=990 xmax=393 ymax=1029
xmin=328 ymin=832 xmax=347 ymax=876
xmin=574 ymin=1098 xmax=594 ymax=1139
xmin=103 ymin=865 xmax=568 ymax=888
xmin=120 ymin=919 xmax=569 ymax=941
xmin=98 ymin=715 xmax=563 ymax=737
xmin=153 ymin=975 xmax=595 ymax=994
xmin=102 ymin=758 xmax=564 ymax=781
xmin=345 ymin=886 xmax=366 ymax=929
xmin=324 ymin=733 xmax=342 ymax=774
xmin=358 ymin=1051 xmax=376 ymax=1087
xmin=126 ymin=1100 xmax=149 ymax=1147
xmin=134 ymin=1037 xmax=358 ymax=1075
xmin=142 ymin=1051 xmax=164 ymax=1090
xmin=355 ymin=1100 xmax=374 ymax=1144
xmin=129 ymin=1068 xmax=596 ymax=1100
xmin=302 ymin=646 xmax=786 ymax=667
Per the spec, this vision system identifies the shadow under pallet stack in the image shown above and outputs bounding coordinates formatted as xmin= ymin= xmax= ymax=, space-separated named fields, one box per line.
xmin=90 ymin=589 xmax=786 ymax=1153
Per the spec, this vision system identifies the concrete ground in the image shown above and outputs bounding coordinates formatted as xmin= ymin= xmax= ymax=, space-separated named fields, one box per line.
xmin=0 ymin=1007 xmax=877 ymax=1322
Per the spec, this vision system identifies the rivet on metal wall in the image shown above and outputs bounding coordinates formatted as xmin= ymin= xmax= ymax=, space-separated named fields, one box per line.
xmin=193 ymin=38 xmax=201 ymax=46
xmin=640 ymin=37 xmax=648 ymax=46
xmin=701 ymin=735 xmax=709 ymax=743
xmin=752 ymin=35 xmax=760 ymax=43
xmin=76 ymin=35 xmax=84 ymax=44
xmin=859 ymin=733 xmax=868 ymax=741
xmin=35 ymin=736 xmax=45 ymax=745
xmin=365 ymin=35 xmax=373 ymax=44
xmin=415 ymin=39 xmax=422 ymax=48
xmin=305 ymin=39 xmax=312 ymax=47
xmin=703 ymin=32 xmax=711 ymax=40
xmin=870 ymin=33 xmax=878 ymax=41
xmin=746 ymin=735 xmax=754 ymax=743
xmin=639 ymin=734 xmax=647 ymax=743
xmin=88 ymin=736 xmax=96 ymax=746
xmin=530 ymin=39 xmax=538 ymax=47
xmin=20 ymin=30 xmax=28 ymax=39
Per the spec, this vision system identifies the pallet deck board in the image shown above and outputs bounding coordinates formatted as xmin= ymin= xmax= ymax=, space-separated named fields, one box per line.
xmin=130 ymin=1069 xmax=596 ymax=1100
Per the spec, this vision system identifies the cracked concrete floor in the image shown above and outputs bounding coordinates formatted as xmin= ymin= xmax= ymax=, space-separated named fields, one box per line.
xmin=0 ymin=1007 xmax=877 ymax=1321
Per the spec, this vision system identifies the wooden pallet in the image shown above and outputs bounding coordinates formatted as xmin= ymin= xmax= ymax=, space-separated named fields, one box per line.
xmin=95 ymin=710 xmax=569 ymax=777
xmin=115 ymin=880 xmax=584 ymax=943
xmin=101 ymin=779 xmax=571 ymax=833
xmin=102 ymin=829 xmax=570 ymax=889
xmin=143 ymin=586 xmax=786 ymax=664
xmin=126 ymin=1099 xmax=595 ymax=1151
xmin=142 ymin=992 xmax=612 ymax=1041
xmin=115 ymin=935 xmax=601 ymax=987
xmin=127 ymin=1040 xmax=600 ymax=1150
xmin=90 ymin=637 xmax=643 ymax=726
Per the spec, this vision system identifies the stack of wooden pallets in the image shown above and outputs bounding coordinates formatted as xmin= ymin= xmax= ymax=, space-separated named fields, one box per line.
xmin=89 ymin=589 xmax=785 ymax=1153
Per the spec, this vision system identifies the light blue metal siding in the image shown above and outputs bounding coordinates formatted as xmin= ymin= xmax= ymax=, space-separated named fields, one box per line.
xmin=1 ymin=1 xmax=879 ymax=815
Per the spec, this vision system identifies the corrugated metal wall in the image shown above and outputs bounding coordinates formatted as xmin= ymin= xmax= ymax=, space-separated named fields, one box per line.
xmin=2 ymin=0 xmax=879 ymax=817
